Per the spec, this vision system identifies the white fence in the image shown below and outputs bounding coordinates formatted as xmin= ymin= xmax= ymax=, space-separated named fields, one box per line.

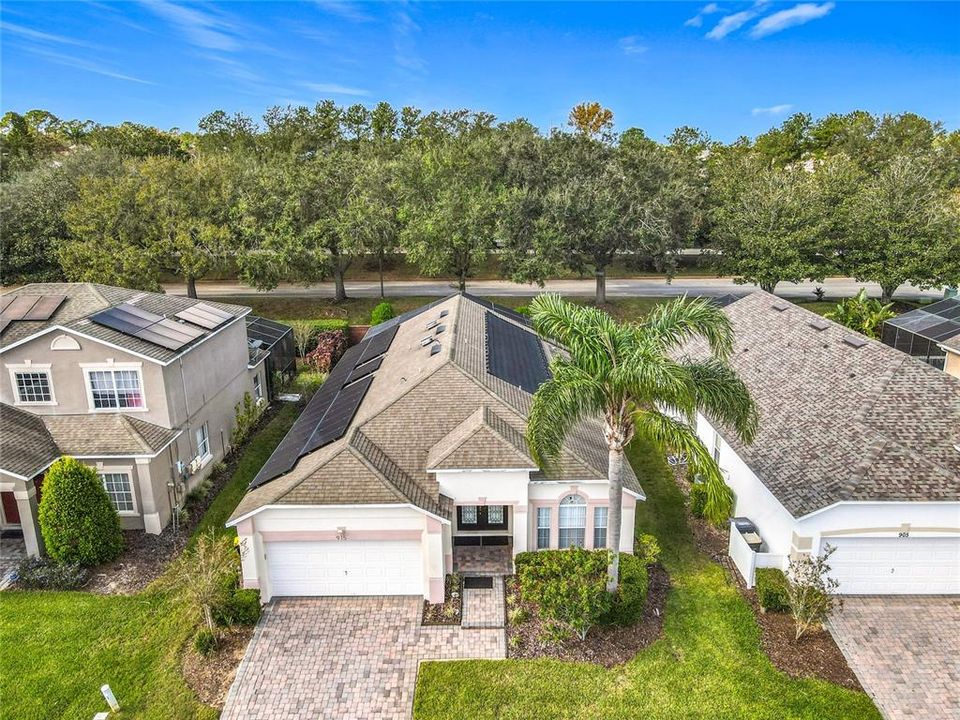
xmin=727 ymin=523 xmax=786 ymax=588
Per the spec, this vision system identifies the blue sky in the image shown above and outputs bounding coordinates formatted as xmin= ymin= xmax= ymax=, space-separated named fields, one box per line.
xmin=2 ymin=1 xmax=958 ymax=141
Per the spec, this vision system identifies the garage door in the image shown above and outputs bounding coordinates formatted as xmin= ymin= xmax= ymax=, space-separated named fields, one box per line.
xmin=267 ymin=540 xmax=424 ymax=597
xmin=823 ymin=536 xmax=960 ymax=595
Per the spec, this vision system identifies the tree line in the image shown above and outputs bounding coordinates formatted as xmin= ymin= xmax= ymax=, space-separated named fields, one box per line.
xmin=2 ymin=102 xmax=958 ymax=303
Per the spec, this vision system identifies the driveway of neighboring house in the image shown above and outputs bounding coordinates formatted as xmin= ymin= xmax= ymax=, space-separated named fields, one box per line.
xmin=828 ymin=596 xmax=960 ymax=720
xmin=221 ymin=596 xmax=505 ymax=720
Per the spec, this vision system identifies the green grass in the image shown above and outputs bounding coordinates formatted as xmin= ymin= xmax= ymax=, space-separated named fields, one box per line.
xmin=0 ymin=379 xmax=320 ymax=720
xmin=412 ymin=441 xmax=880 ymax=720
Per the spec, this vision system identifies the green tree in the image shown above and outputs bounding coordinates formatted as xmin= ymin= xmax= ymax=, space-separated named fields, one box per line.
xmin=824 ymin=288 xmax=896 ymax=338
xmin=526 ymin=294 xmax=758 ymax=591
xmin=709 ymin=153 xmax=825 ymax=292
xmin=38 ymin=457 xmax=123 ymax=566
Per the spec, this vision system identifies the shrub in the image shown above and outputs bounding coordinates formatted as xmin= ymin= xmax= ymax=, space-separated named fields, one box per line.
xmin=38 ymin=457 xmax=123 ymax=566
xmin=194 ymin=628 xmax=217 ymax=657
xmin=13 ymin=557 xmax=89 ymax=590
xmin=232 ymin=391 xmax=265 ymax=447
xmin=167 ymin=530 xmax=240 ymax=631
xmin=214 ymin=587 xmax=262 ymax=626
xmin=284 ymin=319 xmax=350 ymax=357
xmin=305 ymin=329 xmax=348 ymax=373
xmin=370 ymin=302 xmax=395 ymax=325
xmin=598 ymin=553 xmax=649 ymax=626
xmin=518 ymin=548 xmax=611 ymax=641
xmin=513 ymin=305 xmax=531 ymax=316
xmin=786 ymin=546 xmax=841 ymax=640
xmin=689 ymin=483 xmax=708 ymax=518
xmin=634 ymin=533 xmax=661 ymax=566
xmin=508 ymin=607 xmax=529 ymax=625
xmin=824 ymin=288 xmax=895 ymax=339
xmin=755 ymin=568 xmax=790 ymax=612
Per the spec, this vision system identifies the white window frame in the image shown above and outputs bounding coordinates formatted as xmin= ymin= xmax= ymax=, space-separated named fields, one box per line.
xmin=194 ymin=422 xmax=212 ymax=466
xmin=558 ymin=494 xmax=587 ymax=549
xmin=99 ymin=469 xmax=137 ymax=516
xmin=536 ymin=507 xmax=551 ymax=550
xmin=713 ymin=429 xmax=722 ymax=465
xmin=7 ymin=363 xmax=57 ymax=406
xmin=253 ymin=372 xmax=263 ymax=402
xmin=593 ymin=506 xmax=608 ymax=549
xmin=80 ymin=363 xmax=147 ymax=413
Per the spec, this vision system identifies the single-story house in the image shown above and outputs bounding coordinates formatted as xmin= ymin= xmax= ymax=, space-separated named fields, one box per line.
xmin=684 ymin=292 xmax=960 ymax=594
xmin=227 ymin=294 xmax=644 ymax=603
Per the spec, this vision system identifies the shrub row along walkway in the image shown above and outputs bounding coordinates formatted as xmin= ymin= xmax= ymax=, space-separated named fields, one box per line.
xmin=413 ymin=440 xmax=881 ymax=720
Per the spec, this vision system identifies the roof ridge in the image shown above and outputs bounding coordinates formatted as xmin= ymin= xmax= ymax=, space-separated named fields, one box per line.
xmin=349 ymin=428 xmax=444 ymax=516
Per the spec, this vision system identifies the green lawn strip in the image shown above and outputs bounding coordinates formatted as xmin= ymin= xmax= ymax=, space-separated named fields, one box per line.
xmin=413 ymin=440 xmax=880 ymax=720
xmin=0 ymin=378 xmax=321 ymax=719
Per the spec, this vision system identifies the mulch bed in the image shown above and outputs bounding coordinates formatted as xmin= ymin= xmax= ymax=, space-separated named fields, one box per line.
xmin=422 ymin=573 xmax=463 ymax=625
xmin=670 ymin=464 xmax=863 ymax=691
xmin=181 ymin=626 xmax=255 ymax=709
xmin=504 ymin=565 xmax=670 ymax=667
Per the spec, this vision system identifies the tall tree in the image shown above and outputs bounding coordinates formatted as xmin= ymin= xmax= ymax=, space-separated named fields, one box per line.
xmin=568 ymin=102 xmax=615 ymax=141
xmin=526 ymin=294 xmax=757 ymax=592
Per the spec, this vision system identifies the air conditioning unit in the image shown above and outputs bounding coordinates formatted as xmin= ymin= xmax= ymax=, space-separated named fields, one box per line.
xmin=187 ymin=457 xmax=203 ymax=475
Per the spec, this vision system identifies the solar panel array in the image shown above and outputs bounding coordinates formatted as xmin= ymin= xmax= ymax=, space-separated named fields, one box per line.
xmin=91 ymin=303 xmax=205 ymax=351
xmin=484 ymin=311 xmax=550 ymax=394
xmin=250 ymin=328 xmax=397 ymax=488
xmin=0 ymin=294 xmax=66 ymax=334
xmin=175 ymin=302 xmax=233 ymax=330
xmin=462 ymin=292 xmax=533 ymax=326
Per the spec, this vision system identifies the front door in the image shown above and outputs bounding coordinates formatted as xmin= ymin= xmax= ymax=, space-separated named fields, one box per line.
xmin=456 ymin=504 xmax=508 ymax=532
xmin=1 ymin=492 xmax=21 ymax=526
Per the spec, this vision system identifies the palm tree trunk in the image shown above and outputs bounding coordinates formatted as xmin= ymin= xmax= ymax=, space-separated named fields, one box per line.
xmin=606 ymin=444 xmax=624 ymax=593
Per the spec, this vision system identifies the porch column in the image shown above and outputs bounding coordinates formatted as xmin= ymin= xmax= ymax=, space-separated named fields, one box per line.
xmin=512 ymin=504 xmax=529 ymax=554
xmin=14 ymin=481 xmax=43 ymax=558
xmin=620 ymin=492 xmax=637 ymax=553
xmin=425 ymin=517 xmax=445 ymax=603
xmin=135 ymin=458 xmax=163 ymax=535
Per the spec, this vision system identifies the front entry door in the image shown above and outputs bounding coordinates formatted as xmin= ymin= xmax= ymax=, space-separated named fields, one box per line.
xmin=456 ymin=504 xmax=508 ymax=531
xmin=1 ymin=492 xmax=21 ymax=525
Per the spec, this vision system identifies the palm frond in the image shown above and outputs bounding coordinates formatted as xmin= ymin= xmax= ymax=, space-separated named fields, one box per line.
xmin=683 ymin=359 xmax=759 ymax=444
xmin=642 ymin=295 xmax=734 ymax=360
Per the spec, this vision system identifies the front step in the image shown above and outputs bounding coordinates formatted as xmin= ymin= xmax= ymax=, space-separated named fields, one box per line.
xmin=461 ymin=575 xmax=505 ymax=629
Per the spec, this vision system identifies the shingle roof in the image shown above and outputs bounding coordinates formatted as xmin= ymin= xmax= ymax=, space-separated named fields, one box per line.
xmin=0 ymin=404 xmax=59 ymax=478
xmin=1 ymin=283 xmax=249 ymax=363
xmin=682 ymin=291 xmax=960 ymax=517
xmin=0 ymin=403 xmax=178 ymax=478
xmin=228 ymin=294 xmax=645 ymax=524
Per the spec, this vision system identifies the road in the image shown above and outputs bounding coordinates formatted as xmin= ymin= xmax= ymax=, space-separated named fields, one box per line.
xmin=162 ymin=277 xmax=948 ymax=301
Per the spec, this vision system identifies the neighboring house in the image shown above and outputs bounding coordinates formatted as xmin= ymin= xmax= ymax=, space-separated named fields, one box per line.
xmin=684 ymin=292 xmax=960 ymax=595
xmin=227 ymin=294 xmax=644 ymax=603
xmin=880 ymin=297 xmax=960 ymax=373
xmin=0 ymin=283 xmax=273 ymax=556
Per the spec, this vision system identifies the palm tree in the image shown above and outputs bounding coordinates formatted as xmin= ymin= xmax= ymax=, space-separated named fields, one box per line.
xmin=526 ymin=294 xmax=758 ymax=593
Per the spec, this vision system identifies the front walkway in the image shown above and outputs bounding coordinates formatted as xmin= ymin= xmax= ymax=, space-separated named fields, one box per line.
xmin=828 ymin=596 xmax=960 ymax=720
xmin=0 ymin=535 xmax=27 ymax=590
xmin=221 ymin=596 xmax=504 ymax=720
xmin=462 ymin=578 xmax=505 ymax=629
xmin=453 ymin=545 xmax=513 ymax=575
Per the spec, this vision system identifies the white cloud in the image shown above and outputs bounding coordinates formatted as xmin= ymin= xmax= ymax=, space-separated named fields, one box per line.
xmin=750 ymin=2 xmax=835 ymax=38
xmin=1 ymin=21 xmax=98 ymax=48
xmin=141 ymin=0 xmax=241 ymax=51
xmin=392 ymin=5 xmax=425 ymax=74
xmin=684 ymin=3 xmax=720 ymax=28
xmin=706 ymin=10 xmax=757 ymax=39
xmin=23 ymin=45 xmax=154 ymax=84
xmin=618 ymin=35 xmax=648 ymax=55
xmin=313 ymin=1 xmax=372 ymax=23
xmin=301 ymin=82 xmax=370 ymax=97
xmin=752 ymin=104 xmax=794 ymax=116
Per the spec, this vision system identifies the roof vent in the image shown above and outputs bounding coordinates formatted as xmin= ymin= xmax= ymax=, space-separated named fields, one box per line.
xmin=425 ymin=320 xmax=439 ymax=330
xmin=435 ymin=324 xmax=446 ymax=335
xmin=430 ymin=343 xmax=441 ymax=356
xmin=843 ymin=335 xmax=868 ymax=349
xmin=419 ymin=336 xmax=433 ymax=347
xmin=439 ymin=309 xmax=449 ymax=318
xmin=772 ymin=301 xmax=790 ymax=312
xmin=809 ymin=319 xmax=830 ymax=331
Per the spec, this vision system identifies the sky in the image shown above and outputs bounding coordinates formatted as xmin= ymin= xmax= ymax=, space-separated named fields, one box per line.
xmin=1 ymin=1 xmax=958 ymax=142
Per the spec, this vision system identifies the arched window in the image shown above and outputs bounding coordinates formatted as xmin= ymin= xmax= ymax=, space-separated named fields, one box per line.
xmin=558 ymin=494 xmax=586 ymax=548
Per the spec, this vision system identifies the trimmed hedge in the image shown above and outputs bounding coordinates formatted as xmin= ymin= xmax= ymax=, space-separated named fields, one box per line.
xmin=689 ymin=483 xmax=708 ymax=518
xmin=37 ymin=457 xmax=123 ymax=566
xmin=755 ymin=568 xmax=790 ymax=612
xmin=214 ymin=587 xmax=262 ymax=626
xmin=370 ymin=302 xmax=396 ymax=325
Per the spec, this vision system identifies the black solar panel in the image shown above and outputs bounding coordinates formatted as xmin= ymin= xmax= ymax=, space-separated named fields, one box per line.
xmin=22 ymin=295 xmax=65 ymax=320
xmin=176 ymin=302 xmax=232 ymax=330
xmin=485 ymin=312 xmax=550 ymax=394
xmin=348 ymin=355 xmax=384 ymax=382
xmin=462 ymin=292 xmax=533 ymax=327
xmin=304 ymin=375 xmax=374 ymax=453
xmin=91 ymin=303 xmax=204 ymax=352
xmin=359 ymin=324 xmax=397 ymax=364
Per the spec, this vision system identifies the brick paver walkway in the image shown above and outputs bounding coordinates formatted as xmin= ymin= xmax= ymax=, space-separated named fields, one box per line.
xmin=453 ymin=545 xmax=513 ymax=575
xmin=827 ymin=596 xmax=960 ymax=720
xmin=221 ymin=596 xmax=504 ymax=720
xmin=462 ymin=578 xmax=505 ymax=629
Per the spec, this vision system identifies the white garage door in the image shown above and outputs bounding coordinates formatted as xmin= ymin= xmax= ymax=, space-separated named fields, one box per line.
xmin=823 ymin=536 xmax=960 ymax=595
xmin=267 ymin=540 xmax=424 ymax=597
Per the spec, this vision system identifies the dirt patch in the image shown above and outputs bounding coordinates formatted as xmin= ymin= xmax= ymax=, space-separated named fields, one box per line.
xmin=422 ymin=573 xmax=462 ymax=625
xmin=181 ymin=626 xmax=254 ymax=709
xmin=671 ymin=465 xmax=863 ymax=691
xmin=505 ymin=564 xmax=669 ymax=667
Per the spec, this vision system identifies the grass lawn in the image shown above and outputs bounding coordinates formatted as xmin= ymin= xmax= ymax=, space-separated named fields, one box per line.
xmin=412 ymin=441 xmax=880 ymax=720
xmin=0 ymin=381 xmax=320 ymax=720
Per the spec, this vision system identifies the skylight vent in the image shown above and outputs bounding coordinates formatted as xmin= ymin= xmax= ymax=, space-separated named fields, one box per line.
xmin=772 ymin=302 xmax=791 ymax=312
xmin=430 ymin=343 xmax=441 ymax=356
xmin=809 ymin=319 xmax=830 ymax=331
xmin=440 ymin=309 xmax=449 ymax=318
xmin=435 ymin=324 xmax=446 ymax=335
xmin=843 ymin=335 xmax=868 ymax=349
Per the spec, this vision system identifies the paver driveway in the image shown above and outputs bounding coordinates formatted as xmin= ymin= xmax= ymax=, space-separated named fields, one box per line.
xmin=221 ymin=596 xmax=504 ymax=720
xmin=828 ymin=596 xmax=960 ymax=720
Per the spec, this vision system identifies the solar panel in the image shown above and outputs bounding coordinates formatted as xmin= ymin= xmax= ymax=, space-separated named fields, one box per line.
xmin=91 ymin=302 xmax=206 ymax=352
xmin=0 ymin=319 xmax=10 ymax=334
xmin=1 ymin=296 xmax=41 ymax=320
xmin=0 ymin=296 xmax=14 ymax=314
xmin=347 ymin=355 xmax=383 ymax=382
xmin=22 ymin=295 xmax=65 ymax=321
xmin=304 ymin=375 xmax=374 ymax=453
xmin=359 ymin=324 xmax=398 ymax=364
xmin=485 ymin=312 xmax=550 ymax=394
xmin=176 ymin=302 xmax=233 ymax=330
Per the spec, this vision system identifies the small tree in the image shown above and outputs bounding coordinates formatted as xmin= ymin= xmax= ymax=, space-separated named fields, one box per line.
xmin=518 ymin=547 xmax=611 ymax=641
xmin=824 ymin=288 xmax=895 ymax=339
xmin=370 ymin=301 xmax=395 ymax=326
xmin=290 ymin=320 xmax=316 ymax=358
xmin=785 ymin=546 xmax=841 ymax=641
xmin=38 ymin=457 xmax=123 ymax=566
xmin=168 ymin=530 xmax=239 ymax=633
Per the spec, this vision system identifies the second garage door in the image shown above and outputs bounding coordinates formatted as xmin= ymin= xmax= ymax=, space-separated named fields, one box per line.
xmin=823 ymin=536 xmax=960 ymax=594
xmin=267 ymin=540 xmax=424 ymax=597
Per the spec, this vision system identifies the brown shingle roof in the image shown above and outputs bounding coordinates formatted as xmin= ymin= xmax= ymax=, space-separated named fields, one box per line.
xmin=0 ymin=404 xmax=59 ymax=478
xmin=682 ymin=291 xmax=960 ymax=516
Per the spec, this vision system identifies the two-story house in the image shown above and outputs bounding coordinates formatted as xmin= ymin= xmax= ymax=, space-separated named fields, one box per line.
xmin=227 ymin=294 xmax=644 ymax=604
xmin=0 ymin=283 xmax=271 ymax=557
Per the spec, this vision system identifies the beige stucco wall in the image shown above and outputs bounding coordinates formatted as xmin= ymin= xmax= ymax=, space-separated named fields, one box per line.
xmin=944 ymin=349 xmax=960 ymax=379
